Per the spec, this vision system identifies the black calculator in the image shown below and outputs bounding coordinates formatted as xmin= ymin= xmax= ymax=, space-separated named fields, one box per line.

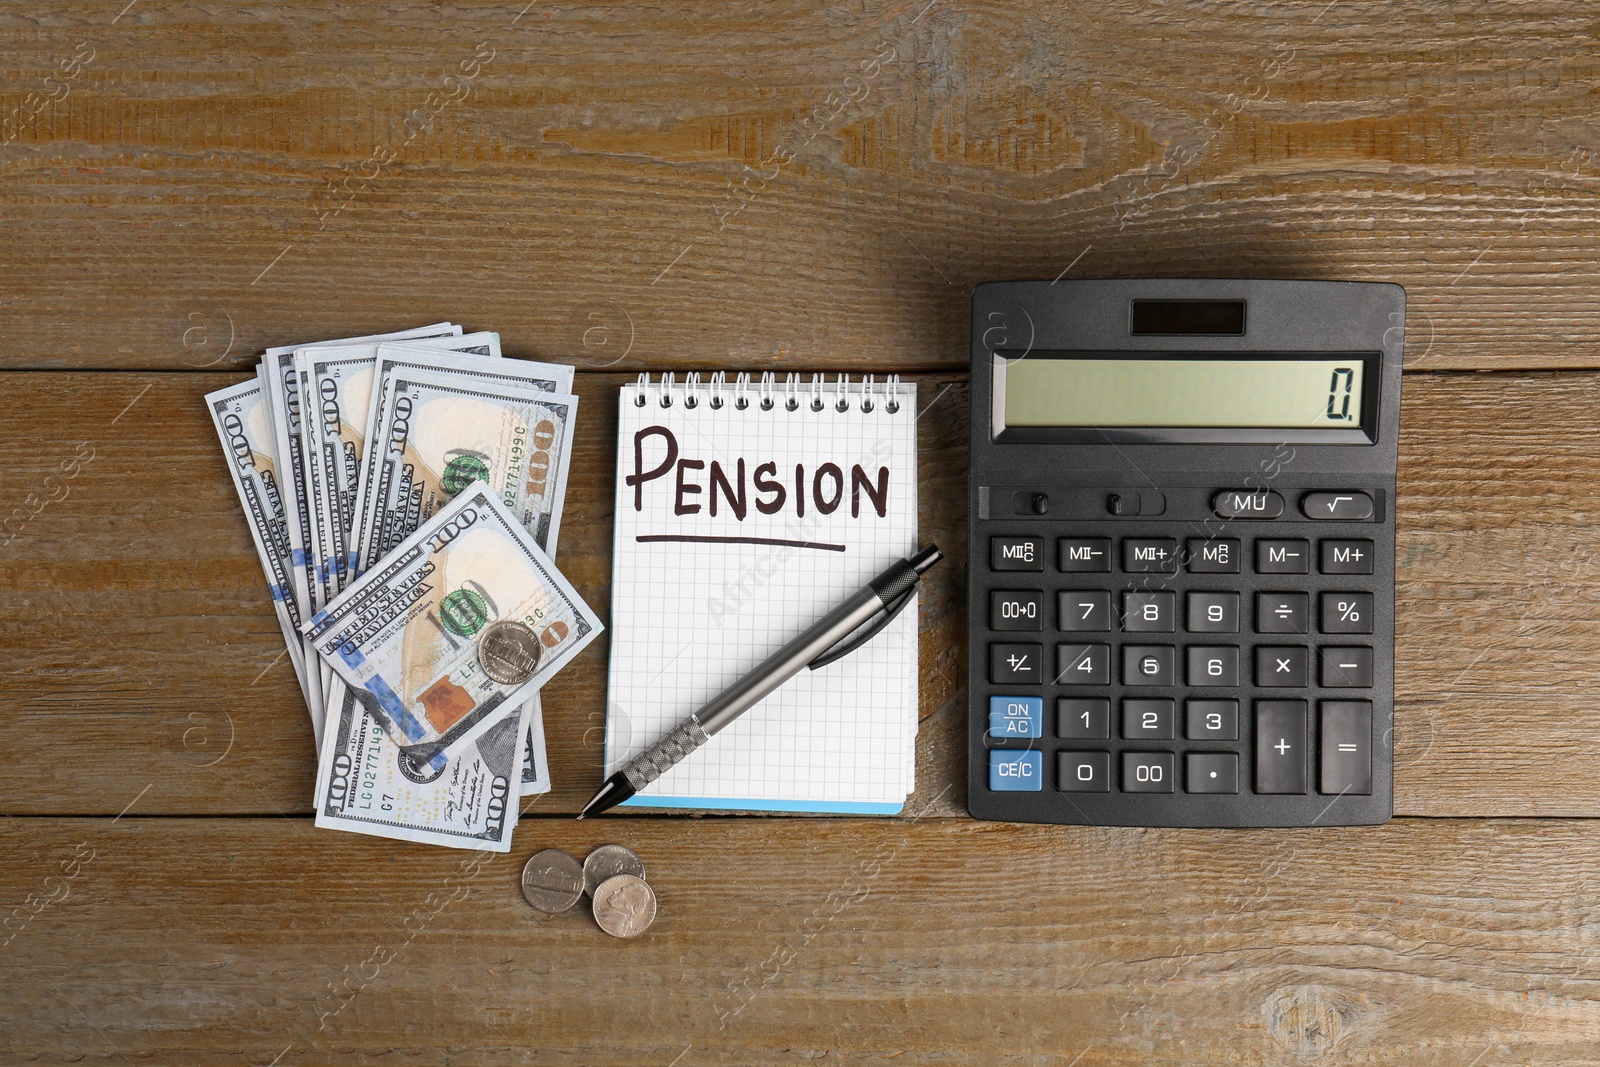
xmin=966 ymin=279 xmax=1403 ymax=827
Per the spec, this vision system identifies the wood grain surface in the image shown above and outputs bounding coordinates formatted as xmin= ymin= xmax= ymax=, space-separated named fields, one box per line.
xmin=7 ymin=816 xmax=1600 ymax=1064
xmin=7 ymin=0 xmax=1600 ymax=1062
xmin=3 ymin=1 xmax=1600 ymax=372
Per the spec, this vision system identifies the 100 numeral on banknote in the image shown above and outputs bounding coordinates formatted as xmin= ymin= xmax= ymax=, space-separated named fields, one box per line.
xmin=304 ymin=484 xmax=602 ymax=764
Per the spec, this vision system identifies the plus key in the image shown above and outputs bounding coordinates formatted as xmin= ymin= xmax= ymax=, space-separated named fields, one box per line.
xmin=1255 ymin=700 xmax=1307 ymax=794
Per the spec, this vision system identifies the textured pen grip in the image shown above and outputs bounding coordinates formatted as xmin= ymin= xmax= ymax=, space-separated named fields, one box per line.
xmin=869 ymin=557 xmax=920 ymax=606
xmin=622 ymin=718 xmax=711 ymax=791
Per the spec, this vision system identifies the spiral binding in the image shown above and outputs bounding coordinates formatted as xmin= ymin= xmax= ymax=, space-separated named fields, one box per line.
xmin=632 ymin=372 xmax=903 ymax=414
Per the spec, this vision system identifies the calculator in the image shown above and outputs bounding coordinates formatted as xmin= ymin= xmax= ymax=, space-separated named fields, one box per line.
xmin=966 ymin=279 xmax=1403 ymax=827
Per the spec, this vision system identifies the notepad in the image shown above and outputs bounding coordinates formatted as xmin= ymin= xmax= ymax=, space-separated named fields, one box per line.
xmin=605 ymin=372 xmax=920 ymax=813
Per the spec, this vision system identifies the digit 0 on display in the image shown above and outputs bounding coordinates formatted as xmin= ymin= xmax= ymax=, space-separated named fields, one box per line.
xmin=969 ymin=279 xmax=1403 ymax=829
xmin=1326 ymin=367 xmax=1356 ymax=422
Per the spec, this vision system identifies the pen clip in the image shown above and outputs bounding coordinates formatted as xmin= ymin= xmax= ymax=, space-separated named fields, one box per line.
xmin=807 ymin=584 xmax=917 ymax=672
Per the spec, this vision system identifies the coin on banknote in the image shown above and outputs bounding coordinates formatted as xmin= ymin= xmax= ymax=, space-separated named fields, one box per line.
xmin=479 ymin=621 xmax=543 ymax=685
xmin=591 ymin=874 xmax=656 ymax=938
xmin=521 ymin=849 xmax=584 ymax=913
xmin=583 ymin=844 xmax=646 ymax=896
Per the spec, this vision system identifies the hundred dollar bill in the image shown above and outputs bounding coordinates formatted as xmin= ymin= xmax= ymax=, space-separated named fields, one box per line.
xmin=265 ymin=324 xmax=462 ymax=614
xmin=348 ymin=345 xmax=574 ymax=583
xmin=520 ymin=698 xmax=551 ymax=796
xmin=303 ymin=483 xmax=602 ymax=762
xmin=324 ymin=658 xmax=552 ymax=796
xmin=357 ymin=368 xmax=579 ymax=574
xmin=313 ymin=679 xmax=529 ymax=851
xmin=204 ymin=378 xmax=314 ymax=710
xmin=331 ymin=350 xmax=573 ymax=744
xmin=264 ymin=324 xmax=462 ymax=736
xmin=299 ymin=331 xmax=503 ymax=600
xmin=251 ymin=364 xmax=322 ymax=714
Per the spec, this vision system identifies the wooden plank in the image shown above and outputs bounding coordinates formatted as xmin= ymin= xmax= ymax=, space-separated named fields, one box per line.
xmin=4 ymin=369 xmax=1600 ymax=817
xmin=2 ymin=1 xmax=1600 ymax=372
xmin=5 ymin=815 xmax=1600 ymax=1064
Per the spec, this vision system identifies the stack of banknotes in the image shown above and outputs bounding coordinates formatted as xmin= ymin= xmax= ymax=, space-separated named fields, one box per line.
xmin=205 ymin=324 xmax=603 ymax=851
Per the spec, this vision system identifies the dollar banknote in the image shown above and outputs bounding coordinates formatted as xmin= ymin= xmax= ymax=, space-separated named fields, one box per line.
xmin=313 ymin=679 xmax=531 ymax=851
xmin=265 ymin=324 xmax=462 ymax=613
xmin=320 ymin=668 xmax=553 ymax=791
xmin=334 ymin=358 xmax=577 ymax=767
xmin=298 ymin=331 xmax=503 ymax=600
xmin=520 ymin=697 xmax=550 ymax=796
xmin=204 ymin=378 xmax=313 ymax=709
xmin=263 ymin=324 xmax=463 ymax=737
xmin=342 ymin=368 xmax=578 ymax=789
xmin=357 ymin=368 xmax=579 ymax=574
xmin=347 ymin=346 xmax=575 ymax=583
xmin=304 ymin=484 xmax=602 ymax=762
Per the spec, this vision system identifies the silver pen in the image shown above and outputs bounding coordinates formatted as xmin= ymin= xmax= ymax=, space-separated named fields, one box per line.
xmin=577 ymin=544 xmax=943 ymax=818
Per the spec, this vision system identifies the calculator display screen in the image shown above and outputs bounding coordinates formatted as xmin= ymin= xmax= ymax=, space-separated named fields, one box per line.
xmin=997 ymin=354 xmax=1368 ymax=431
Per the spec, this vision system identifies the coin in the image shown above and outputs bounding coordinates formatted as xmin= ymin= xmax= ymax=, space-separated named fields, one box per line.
xmin=583 ymin=844 xmax=646 ymax=896
xmin=520 ymin=849 xmax=584 ymax=913
xmin=478 ymin=621 xmax=542 ymax=685
xmin=591 ymin=874 xmax=657 ymax=938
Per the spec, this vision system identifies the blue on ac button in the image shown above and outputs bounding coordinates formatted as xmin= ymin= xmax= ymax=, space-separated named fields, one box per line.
xmin=988 ymin=695 xmax=1043 ymax=738
xmin=988 ymin=749 xmax=1042 ymax=791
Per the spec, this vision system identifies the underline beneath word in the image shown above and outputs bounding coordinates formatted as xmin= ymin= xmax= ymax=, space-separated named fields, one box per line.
xmin=635 ymin=535 xmax=847 ymax=552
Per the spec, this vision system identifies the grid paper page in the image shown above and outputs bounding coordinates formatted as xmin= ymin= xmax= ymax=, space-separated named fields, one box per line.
xmin=605 ymin=375 xmax=919 ymax=811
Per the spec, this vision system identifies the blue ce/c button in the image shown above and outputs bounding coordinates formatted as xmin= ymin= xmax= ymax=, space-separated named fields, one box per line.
xmin=988 ymin=695 xmax=1043 ymax=738
xmin=989 ymin=749 xmax=1042 ymax=791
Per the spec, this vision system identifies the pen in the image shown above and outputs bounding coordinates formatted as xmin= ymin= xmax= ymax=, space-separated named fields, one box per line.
xmin=577 ymin=543 xmax=944 ymax=819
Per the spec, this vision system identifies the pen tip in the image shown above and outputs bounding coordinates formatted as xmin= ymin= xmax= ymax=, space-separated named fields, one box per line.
xmin=910 ymin=544 xmax=943 ymax=574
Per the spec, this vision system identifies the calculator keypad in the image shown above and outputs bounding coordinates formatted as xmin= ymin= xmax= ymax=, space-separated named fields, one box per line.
xmin=1122 ymin=751 xmax=1176 ymax=793
xmin=1256 ymin=592 xmax=1309 ymax=634
xmin=1255 ymin=646 xmax=1310 ymax=687
xmin=1059 ymin=591 xmax=1111 ymax=631
xmin=1186 ymin=752 xmax=1239 ymax=794
xmin=991 ymin=590 xmax=1043 ymax=631
xmin=1122 ymin=699 xmax=1175 ymax=740
xmin=1254 ymin=701 xmax=1308 ymax=794
xmin=1123 ymin=539 xmax=1179 ymax=573
xmin=990 ymin=643 xmax=1042 ymax=685
xmin=1256 ymin=538 xmax=1310 ymax=574
xmin=1058 ymin=698 xmax=1111 ymax=739
xmin=978 ymin=512 xmax=1388 ymax=824
xmin=1057 ymin=644 xmax=1111 ymax=685
xmin=1058 ymin=751 xmax=1110 ymax=792
xmin=1059 ymin=537 xmax=1112 ymax=572
xmin=1186 ymin=538 xmax=1241 ymax=573
xmin=1122 ymin=591 xmax=1176 ymax=632
xmin=1187 ymin=592 xmax=1239 ymax=633
xmin=1186 ymin=699 xmax=1239 ymax=740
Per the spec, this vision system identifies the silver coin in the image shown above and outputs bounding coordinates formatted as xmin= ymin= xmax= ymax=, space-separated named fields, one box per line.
xmin=520 ymin=849 xmax=584 ymax=913
xmin=591 ymin=874 xmax=657 ymax=938
xmin=583 ymin=844 xmax=646 ymax=896
xmin=478 ymin=621 xmax=542 ymax=685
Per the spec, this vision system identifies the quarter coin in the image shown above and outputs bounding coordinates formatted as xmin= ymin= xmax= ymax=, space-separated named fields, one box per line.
xmin=583 ymin=844 xmax=646 ymax=896
xmin=478 ymin=621 xmax=542 ymax=685
xmin=520 ymin=848 xmax=584 ymax=913
xmin=591 ymin=874 xmax=657 ymax=938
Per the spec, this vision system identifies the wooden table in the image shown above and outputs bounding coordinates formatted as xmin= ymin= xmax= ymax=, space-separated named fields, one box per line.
xmin=6 ymin=2 xmax=1600 ymax=1061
